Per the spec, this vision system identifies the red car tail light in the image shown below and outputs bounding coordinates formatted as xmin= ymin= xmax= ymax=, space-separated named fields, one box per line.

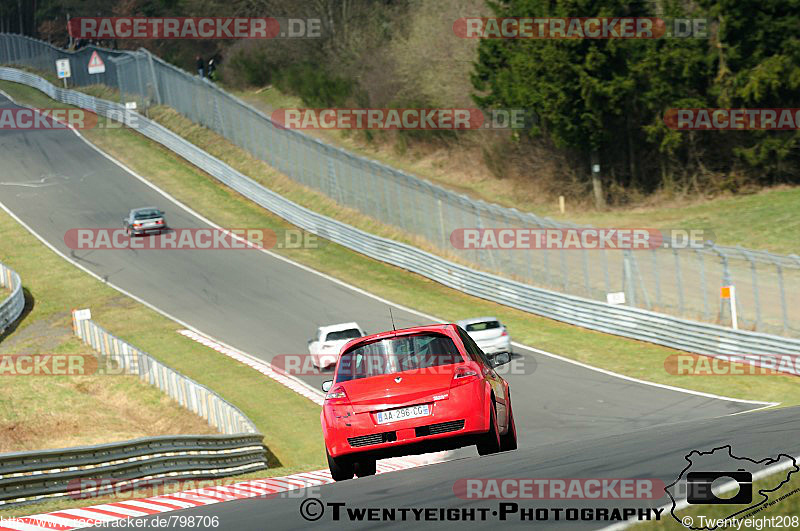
xmin=501 ymin=328 xmax=508 ymax=336
xmin=325 ymin=385 xmax=350 ymax=404
xmin=451 ymin=366 xmax=480 ymax=387
xmin=155 ymin=219 xmax=163 ymax=225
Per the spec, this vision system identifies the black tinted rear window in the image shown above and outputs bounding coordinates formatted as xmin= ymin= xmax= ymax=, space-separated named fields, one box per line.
xmin=465 ymin=321 xmax=500 ymax=332
xmin=325 ymin=329 xmax=362 ymax=342
xmin=336 ymin=333 xmax=463 ymax=383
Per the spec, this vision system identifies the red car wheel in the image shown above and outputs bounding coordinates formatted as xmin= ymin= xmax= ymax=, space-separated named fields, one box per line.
xmin=326 ymin=449 xmax=354 ymax=481
xmin=354 ymin=458 xmax=376 ymax=477
xmin=477 ymin=399 xmax=501 ymax=456
xmin=500 ymin=397 xmax=517 ymax=452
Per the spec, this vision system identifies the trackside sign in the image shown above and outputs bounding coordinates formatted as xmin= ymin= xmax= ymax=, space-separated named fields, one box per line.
xmin=88 ymin=51 xmax=105 ymax=74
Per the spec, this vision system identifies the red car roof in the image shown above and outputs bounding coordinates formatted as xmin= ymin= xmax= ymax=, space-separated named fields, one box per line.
xmin=340 ymin=323 xmax=454 ymax=353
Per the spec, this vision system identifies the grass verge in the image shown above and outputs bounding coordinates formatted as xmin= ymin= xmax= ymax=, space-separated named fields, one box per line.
xmin=0 ymin=79 xmax=797 ymax=409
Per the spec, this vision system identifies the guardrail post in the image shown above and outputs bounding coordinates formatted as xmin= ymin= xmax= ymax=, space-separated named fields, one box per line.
xmin=133 ymin=55 xmax=145 ymax=111
xmin=740 ymin=247 xmax=762 ymax=331
xmin=650 ymin=249 xmax=661 ymax=308
xmin=776 ymin=264 xmax=789 ymax=334
xmin=144 ymin=49 xmax=161 ymax=105
xmin=623 ymin=250 xmax=636 ymax=307
xmin=672 ymin=247 xmax=684 ymax=315
xmin=695 ymin=249 xmax=710 ymax=320
xmin=581 ymin=248 xmax=590 ymax=296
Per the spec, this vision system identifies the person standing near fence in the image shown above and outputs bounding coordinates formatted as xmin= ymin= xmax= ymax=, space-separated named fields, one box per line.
xmin=196 ymin=55 xmax=204 ymax=77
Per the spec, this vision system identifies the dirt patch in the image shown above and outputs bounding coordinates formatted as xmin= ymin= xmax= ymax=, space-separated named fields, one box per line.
xmin=0 ymin=311 xmax=71 ymax=354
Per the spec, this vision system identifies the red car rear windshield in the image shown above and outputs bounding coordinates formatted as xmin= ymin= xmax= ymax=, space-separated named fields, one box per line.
xmin=335 ymin=333 xmax=463 ymax=383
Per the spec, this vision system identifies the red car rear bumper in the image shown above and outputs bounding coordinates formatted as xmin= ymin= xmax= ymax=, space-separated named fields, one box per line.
xmin=322 ymin=381 xmax=491 ymax=458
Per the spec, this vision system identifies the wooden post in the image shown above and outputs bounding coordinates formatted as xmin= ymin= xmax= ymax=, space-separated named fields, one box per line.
xmin=591 ymin=150 xmax=605 ymax=209
xmin=721 ymin=285 xmax=738 ymax=329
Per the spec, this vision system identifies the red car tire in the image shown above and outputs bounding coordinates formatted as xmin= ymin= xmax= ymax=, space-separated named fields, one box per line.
xmin=327 ymin=448 xmax=354 ymax=481
xmin=354 ymin=458 xmax=377 ymax=477
xmin=476 ymin=399 xmax=501 ymax=456
xmin=500 ymin=397 xmax=517 ymax=452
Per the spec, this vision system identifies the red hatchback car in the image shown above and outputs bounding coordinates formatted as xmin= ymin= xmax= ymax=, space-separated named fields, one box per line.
xmin=320 ymin=324 xmax=517 ymax=481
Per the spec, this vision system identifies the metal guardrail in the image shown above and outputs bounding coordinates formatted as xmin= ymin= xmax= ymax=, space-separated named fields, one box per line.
xmin=0 ymin=261 xmax=24 ymax=334
xmin=0 ymin=434 xmax=267 ymax=506
xmin=72 ymin=311 xmax=259 ymax=435
xmin=2 ymin=33 xmax=796 ymax=336
xmin=1 ymin=67 xmax=797 ymax=369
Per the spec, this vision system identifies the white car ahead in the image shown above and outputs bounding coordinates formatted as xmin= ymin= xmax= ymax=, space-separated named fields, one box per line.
xmin=456 ymin=317 xmax=511 ymax=360
xmin=308 ymin=322 xmax=366 ymax=369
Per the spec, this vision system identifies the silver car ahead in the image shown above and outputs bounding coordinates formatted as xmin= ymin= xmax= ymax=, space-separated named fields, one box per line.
xmin=123 ymin=207 xmax=167 ymax=236
xmin=456 ymin=316 xmax=511 ymax=359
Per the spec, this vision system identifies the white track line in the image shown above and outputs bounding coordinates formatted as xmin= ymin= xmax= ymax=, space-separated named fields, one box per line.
xmin=513 ymin=342 xmax=776 ymax=406
xmin=177 ymin=329 xmax=324 ymax=404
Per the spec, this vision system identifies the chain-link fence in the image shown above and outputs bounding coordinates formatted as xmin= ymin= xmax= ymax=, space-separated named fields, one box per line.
xmin=2 ymin=33 xmax=797 ymax=337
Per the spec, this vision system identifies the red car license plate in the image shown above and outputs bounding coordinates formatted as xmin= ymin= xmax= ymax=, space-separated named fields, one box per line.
xmin=375 ymin=404 xmax=430 ymax=425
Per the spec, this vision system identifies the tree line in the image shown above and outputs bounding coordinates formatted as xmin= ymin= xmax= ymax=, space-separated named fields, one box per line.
xmin=473 ymin=0 xmax=800 ymax=204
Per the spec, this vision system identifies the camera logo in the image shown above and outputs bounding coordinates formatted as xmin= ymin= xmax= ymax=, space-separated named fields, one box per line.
xmin=686 ymin=470 xmax=752 ymax=505
xmin=665 ymin=445 xmax=798 ymax=530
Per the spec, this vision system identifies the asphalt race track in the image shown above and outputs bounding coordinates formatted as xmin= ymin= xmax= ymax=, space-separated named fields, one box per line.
xmin=113 ymin=406 xmax=800 ymax=530
xmin=0 ymin=92 xmax=795 ymax=529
